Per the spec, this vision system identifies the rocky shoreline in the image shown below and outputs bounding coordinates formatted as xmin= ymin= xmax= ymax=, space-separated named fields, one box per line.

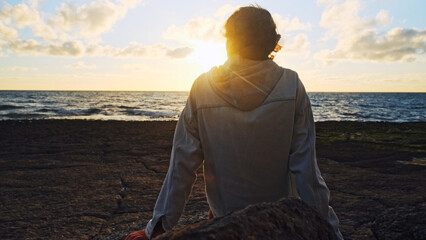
xmin=0 ymin=120 xmax=425 ymax=239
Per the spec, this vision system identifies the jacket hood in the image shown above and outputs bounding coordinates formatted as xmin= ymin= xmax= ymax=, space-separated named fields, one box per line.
xmin=208 ymin=56 xmax=284 ymax=111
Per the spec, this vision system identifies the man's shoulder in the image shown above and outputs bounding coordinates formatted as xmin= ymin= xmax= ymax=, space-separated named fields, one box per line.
xmin=190 ymin=67 xmax=217 ymax=93
xmin=280 ymin=67 xmax=298 ymax=79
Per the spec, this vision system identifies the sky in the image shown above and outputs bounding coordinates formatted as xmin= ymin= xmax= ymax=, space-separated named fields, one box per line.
xmin=0 ymin=0 xmax=425 ymax=92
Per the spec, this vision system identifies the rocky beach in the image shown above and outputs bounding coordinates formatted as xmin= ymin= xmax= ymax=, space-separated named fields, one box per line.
xmin=0 ymin=120 xmax=425 ymax=239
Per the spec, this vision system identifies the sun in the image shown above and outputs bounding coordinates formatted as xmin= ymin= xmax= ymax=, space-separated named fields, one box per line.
xmin=186 ymin=42 xmax=227 ymax=70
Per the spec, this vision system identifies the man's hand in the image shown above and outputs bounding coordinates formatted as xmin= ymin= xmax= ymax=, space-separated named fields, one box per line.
xmin=125 ymin=229 xmax=149 ymax=240
xmin=125 ymin=223 xmax=165 ymax=240
xmin=208 ymin=209 xmax=214 ymax=220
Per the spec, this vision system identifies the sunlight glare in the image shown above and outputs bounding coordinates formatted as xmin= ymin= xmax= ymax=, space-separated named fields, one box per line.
xmin=186 ymin=42 xmax=227 ymax=71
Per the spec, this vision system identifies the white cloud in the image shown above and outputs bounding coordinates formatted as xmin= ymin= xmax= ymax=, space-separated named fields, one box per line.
xmin=273 ymin=14 xmax=311 ymax=33
xmin=166 ymin=46 xmax=194 ymax=58
xmin=47 ymin=40 xmax=85 ymax=56
xmin=86 ymin=42 xmax=193 ymax=58
xmin=316 ymin=0 xmax=339 ymax=6
xmin=162 ymin=4 xmax=246 ymax=43
xmin=163 ymin=17 xmax=225 ymax=43
xmin=375 ymin=10 xmax=392 ymax=27
xmin=48 ymin=0 xmax=129 ymax=38
xmin=1 ymin=3 xmax=38 ymax=28
xmin=316 ymin=0 xmax=426 ymax=64
xmin=0 ymin=2 xmax=57 ymax=41
xmin=10 ymin=66 xmax=38 ymax=71
xmin=0 ymin=0 xmax=193 ymax=59
xmin=162 ymin=4 xmax=312 ymax=50
xmin=27 ymin=0 xmax=39 ymax=9
xmin=282 ymin=34 xmax=310 ymax=53
xmin=66 ymin=62 xmax=96 ymax=69
xmin=117 ymin=0 xmax=144 ymax=8
xmin=214 ymin=4 xmax=239 ymax=18
xmin=0 ymin=21 xmax=18 ymax=40
xmin=7 ymin=39 xmax=85 ymax=56
xmin=5 ymin=38 xmax=193 ymax=58
xmin=162 ymin=5 xmax=313 ymax=59
xmin=0 ymin=0 xmax=144 ymax=43
xmin=270 ymin=14 xmax=311 ymax=54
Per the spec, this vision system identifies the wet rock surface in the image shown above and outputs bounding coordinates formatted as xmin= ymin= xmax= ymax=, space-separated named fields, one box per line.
xmin=155 ymin=198 xmax=337 ymax=240
xmin=0 ymin=120 xmax=425 ymax=239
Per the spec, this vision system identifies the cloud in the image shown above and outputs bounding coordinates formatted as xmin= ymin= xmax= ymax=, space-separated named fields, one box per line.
xmin=375 ymin=10 xmax=392 ymax=27
xmin=163 ymin=4 xmax=312 ymax=52
xmin=66 ymin=62 xmax=96 ymax=69
xmin=163 ymin=4 xmax=245 ymax=43
xmin=5 ymin=38 xmax=193 ymax=58
xmin=270 ymin=14 xmax=311 ymax=54
xmin=2 ymin=3 xmax=39 ymax=28
xmin=7 ymin=39 xmax=84 ymax=57
xmin=316 ymin=0 xmax=339 ymax=6
xmin=117 ymin=0 xmax=145 ymax=8
xmin=214 ymin=4 xmax=239 ymax=18
xmin=10 ymin=66 xmax=38 ymax=71
xmin=315 ymin=0 xmax=426 ymax=64
xmin=48 ymin=0 xmax=131 ymax=38
xmin=0 ymin=21 xmax=18 ymax=40
xmin=86 ymin=42 xmax=193 ymax=58
xmin=0 ymin=0 xmax=144 ymax=42
xmin=7 ymin=39 xmax=85 ymax=56
xmin=0 ymin=0 xmax=192 ymax=59
xmin=273 ymin=14 xmax=311 ymax=33
xmin=166 ymin=47 xmax=194 ymax=58
xmin=0 ymin=2 xmax=57 ymax=41
xmin=282 ymin=34 xmax=310 ymax=53
xmin=163 ymin=17 xmax=225 ymax=43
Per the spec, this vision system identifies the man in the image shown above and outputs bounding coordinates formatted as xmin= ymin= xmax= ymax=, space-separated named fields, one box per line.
xmin=126 ymin=6 xmax=343 ymax=240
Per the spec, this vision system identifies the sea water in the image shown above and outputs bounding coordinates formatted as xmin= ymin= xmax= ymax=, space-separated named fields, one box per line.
xmin=0 ymin=91 xmax=424 ymax=122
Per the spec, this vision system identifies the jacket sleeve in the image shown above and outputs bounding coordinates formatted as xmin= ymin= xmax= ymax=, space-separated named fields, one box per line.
xmin=289 ymin=76 xmax=343 ymax=239
xmin=145 ymin=89 xmax=204 ymax=238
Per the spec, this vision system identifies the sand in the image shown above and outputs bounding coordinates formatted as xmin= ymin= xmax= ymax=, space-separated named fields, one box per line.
xmin=0 ymin=120 xmax=425 ymax=240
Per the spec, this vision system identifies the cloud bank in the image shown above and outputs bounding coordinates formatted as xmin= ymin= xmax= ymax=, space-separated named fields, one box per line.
xmin=316 ymin=0 xmax=426 ymax=64
xmin=0 ymin=0 xmax=192 ymax=58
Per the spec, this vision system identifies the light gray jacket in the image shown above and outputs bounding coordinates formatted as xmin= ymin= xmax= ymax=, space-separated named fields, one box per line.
xmin=146 ymin=57 xmax=342 ymax=239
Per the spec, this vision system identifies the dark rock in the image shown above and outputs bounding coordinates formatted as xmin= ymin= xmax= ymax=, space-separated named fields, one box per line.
xmin=372 ymin=203 xmax=426 ymax=240
xmin=154 ymin=198 xmax=338 ymax=240
xmin=1 ymin=121 xmax=425 ymax=239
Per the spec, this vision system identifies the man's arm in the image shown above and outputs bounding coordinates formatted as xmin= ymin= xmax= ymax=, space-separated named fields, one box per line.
xmin=144 ymin=92 xmax=204 ymax=238
xmin=288 ymin=77 xmax=343 ymax=239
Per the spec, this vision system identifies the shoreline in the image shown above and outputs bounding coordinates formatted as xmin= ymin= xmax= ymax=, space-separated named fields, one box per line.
xmin=0 ymin=120 xmax=425 ymax=239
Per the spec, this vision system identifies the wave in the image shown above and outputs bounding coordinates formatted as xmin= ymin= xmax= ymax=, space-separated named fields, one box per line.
xmin=3 ymin=113 xmax=44 ymax=119
xmin=37 ymin=108 xmax=54 ymax=113
xmin=124 ymin=109 xmax=178 ymax=118
xmin=56 ymin=108 xmax=102 ymax=116
xmin=118 ymin=105 xmax=134 ymax=109
xmin=0 ymin=104 xmax=24 ymax=110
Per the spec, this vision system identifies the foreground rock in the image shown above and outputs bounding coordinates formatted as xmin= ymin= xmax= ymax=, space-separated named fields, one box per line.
xmin=155 ymin=198 xmax=337 ymax=240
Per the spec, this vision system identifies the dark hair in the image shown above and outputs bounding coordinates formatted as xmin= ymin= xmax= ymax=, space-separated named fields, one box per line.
xmin=224 ymin=6 xmax=281 ymax=60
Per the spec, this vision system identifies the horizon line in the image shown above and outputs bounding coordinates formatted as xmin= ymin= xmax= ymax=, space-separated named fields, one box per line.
xmin=0 ymin=89 xmax=425 ymax=93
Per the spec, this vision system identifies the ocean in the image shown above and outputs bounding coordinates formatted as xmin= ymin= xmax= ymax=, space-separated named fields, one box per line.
xmin=0 ymin=91 xmax=424 ymax=122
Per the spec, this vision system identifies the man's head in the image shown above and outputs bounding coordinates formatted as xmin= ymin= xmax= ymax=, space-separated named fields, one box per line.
xmin=224 ymin=6 xmax=281 ymax=60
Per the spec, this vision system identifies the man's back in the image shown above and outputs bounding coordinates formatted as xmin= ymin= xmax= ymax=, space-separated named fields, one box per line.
xmin=191 ymin=58 xmax=301 ymax=216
